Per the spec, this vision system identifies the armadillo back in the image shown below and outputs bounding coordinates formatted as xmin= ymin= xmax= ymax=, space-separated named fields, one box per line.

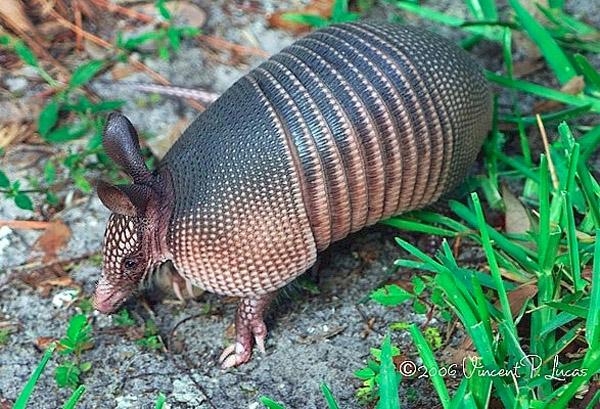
xmin=249 ymin=22 xmax=492 ymax=250
xmin=162 ymin=22 xmax=492 ymax=296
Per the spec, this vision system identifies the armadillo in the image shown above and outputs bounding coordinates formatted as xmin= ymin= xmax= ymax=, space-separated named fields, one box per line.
xmin=94 ymin=22 xmax=492 ymax=368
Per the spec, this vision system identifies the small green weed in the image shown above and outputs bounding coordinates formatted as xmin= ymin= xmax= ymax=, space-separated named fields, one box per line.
xmin=55 ymin=314 xmax=94 ymax=389
xmin=136 ymin=319 xmax=164 ymax=351
xmin=76 ymin=298 xmax=94 ymax=315
xmin=116 ymin=0 xmax=200 ymax=61
xmin=112 ymin=309 xmax=136 ymax=327
xmin=0 ymin=328 xmax=10 ymax=346
xmin=282 ymin=0 xmax=362 ymax=28
xmin=354 ymin=339 xmax=401 ymax=405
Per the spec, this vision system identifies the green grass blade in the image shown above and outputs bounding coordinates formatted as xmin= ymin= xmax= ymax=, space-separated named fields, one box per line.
xmin=499 ymin=104 xmax=592 ymax=126
xmin=63 ymin=385 xmax=86 ymax=409
xmin=378 ymin=335 xmax=401 ymax=409
xmin=14 ymin=343 xmax=56 ymax=409
xmin=479 ymin=0 xmax=498 ymax=20
xmin=502 ymin=27 xmax=513 ymax=78
xmin=496 ymin=152 xmax=540 ymax=181
xmin=393 ymin=2 xmax=465 ymax=27
xmin=450 ymin=200 xmax=539 ymax=271
xmin=586 ymin=230 xmax=600 ymax=346
xmin=548 ymin=344 xmax=600 ymax=408
xmin=486 ymin=72 xmax=600 ymax=112
xmin=540 ymin=312 xmax=578 ymax=336
xmin=548 ymin=0 xmax=565 ymax=9
xmin=576 ymin=162 xmax=600 ymax=229
xmin=574 ymin=54 xmax=600 ymax=91
xmin=471 ymin=193 xmax=517 ymax=336
xmin=579 ymin=125 xmax=600 ymax=162
xmin=155 ymin=392 xmax=167 ymax=409
xmin=408 ymin=325 xmax=450 ymax=408
xmin=320 ymin=383 xmax=339 ymax=409
xmin=394 ymin=237 xmax=448 ymax=274
xmin=584 ymin=389 xmax=600 ymax=409
xmin=260 ymin=396 xmax=286 ymax=409
xmin=469 ymin=323 xmax=516 ymax=407
xmin=508 ymin=0 xmax=576 ymax=84
xmin=471 ymin=276 xmax=493 ymax=343
xmin=543 ymin=321 xmax=585 ymax=359
xmin=381 ymin=218 xmax=457 ymax=237
xmin=537 ymin=155 xmax=551 ymax=267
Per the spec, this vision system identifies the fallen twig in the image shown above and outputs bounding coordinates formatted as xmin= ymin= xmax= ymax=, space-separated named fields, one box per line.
xmin=198 ymin=34 xmax=270 ymax=58
xmin=46 ymin=6 xmax=205 ymax=111
xmin=0 ymin=220 xmax=52 ymax=229
xmin=90 ymin=0 xmax=154 ymax=23
xmin=536 ymin=114 xmax=559 ymax=190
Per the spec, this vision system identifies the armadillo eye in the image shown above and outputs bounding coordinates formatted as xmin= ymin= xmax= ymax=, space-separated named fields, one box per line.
xmin=123 ymin=258 xmax=137 ymax=269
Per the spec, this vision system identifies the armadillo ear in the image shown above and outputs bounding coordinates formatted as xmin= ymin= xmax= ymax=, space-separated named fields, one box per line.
xmin=103 ymin=113 xmax=152 ymax=184
xmin=97 ymin=180 xmax=151 ymax=217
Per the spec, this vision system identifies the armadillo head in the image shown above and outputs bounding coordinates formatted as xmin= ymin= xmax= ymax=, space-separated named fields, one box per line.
xmin=94 ymin=113 xmax=173 ymax=314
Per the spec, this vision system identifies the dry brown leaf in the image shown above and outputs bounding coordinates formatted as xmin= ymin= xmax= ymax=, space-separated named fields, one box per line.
xmin=134 ymin=1 xmax=206 ymax=28
xmin=534 ymin=76 xmax=585 ymax=113
xmin=22 ymin=265 xmax=78 ymax=297
xmin=35 ymin=336 xmax=57 ymax=350
xmin=268 ymin=0 xmax=333 ymax=33
xmin=560 ymin=75 xmax=585 ymax=95
xmin=507 ymin=283 xmax=538 ymax=316
xmin=110 ymin=62 xmax=140 ymax=80
xmin=19 ymin=265 xmax=61 ymax=288
xmin=39 ymin=275 xmax=76 ymax=288
xmin=0 ymin=123 xmax=30 ymax=149
xmin=37 ymin=275 xmax=78 ymax=296
xmin=502 ymin=184 xmax=531 ymax=235
xmin=35 ymin=220 xmax=71 ymax=261
xmin=442 ymin=345 xmax=478 ymax=365
xmin=513 ymin=58 xmax=545 ymax=78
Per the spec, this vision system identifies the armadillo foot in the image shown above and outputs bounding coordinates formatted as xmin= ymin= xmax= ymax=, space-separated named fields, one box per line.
xmin=164 ymin=269 xmax=197 ymax=301
xmin=219 ymin=294 xmax=274 ymax=368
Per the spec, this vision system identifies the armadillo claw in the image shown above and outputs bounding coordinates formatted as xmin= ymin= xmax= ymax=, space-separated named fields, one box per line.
xmin=219 ymin=342 xmax=252 ymax=369
xmin=172 ymin=280 xmax=185 ymax=302
xmin=218 ymin=344 xmax=236 ymax=364
xmin=185 ymin=279 xmax=195 ymax=298
xmin=219 ymin=329 xmax=268 ymax=368
xmin=255 ymin=334 xmax=266 ymax=354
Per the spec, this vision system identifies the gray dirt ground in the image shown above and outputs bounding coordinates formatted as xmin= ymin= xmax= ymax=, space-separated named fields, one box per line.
xmin=1 ymin=0 xmax=599 ymax=408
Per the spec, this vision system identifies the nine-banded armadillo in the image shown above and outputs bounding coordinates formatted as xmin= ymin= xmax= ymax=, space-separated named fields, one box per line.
xmin=94 ymin=22 xmax=492 ymax=368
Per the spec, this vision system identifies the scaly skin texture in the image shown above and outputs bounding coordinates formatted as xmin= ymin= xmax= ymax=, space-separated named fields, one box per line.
xmin=95 ymin=22 xmax=492 ymax=368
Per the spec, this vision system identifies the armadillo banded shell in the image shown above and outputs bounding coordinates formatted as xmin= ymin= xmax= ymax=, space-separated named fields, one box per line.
xmin=162 ymin=22 xmax=491 ymax=296
xmin=249 ymin=22 xmax=492 ymax=250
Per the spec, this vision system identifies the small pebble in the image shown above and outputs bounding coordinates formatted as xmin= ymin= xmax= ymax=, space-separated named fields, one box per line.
xmin=51 ymin=289 xmax=79 ymax=308
xmin=4 ymin=77 xmax=28 ymax=93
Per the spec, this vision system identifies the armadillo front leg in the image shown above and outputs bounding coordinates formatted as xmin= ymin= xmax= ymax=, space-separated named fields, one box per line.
xmin=219 ymin=293 xmax=275 ymax=368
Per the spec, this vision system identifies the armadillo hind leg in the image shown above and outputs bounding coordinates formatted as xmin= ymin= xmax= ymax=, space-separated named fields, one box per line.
xmin=219 ymin=293 xmax=276 ymax=368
